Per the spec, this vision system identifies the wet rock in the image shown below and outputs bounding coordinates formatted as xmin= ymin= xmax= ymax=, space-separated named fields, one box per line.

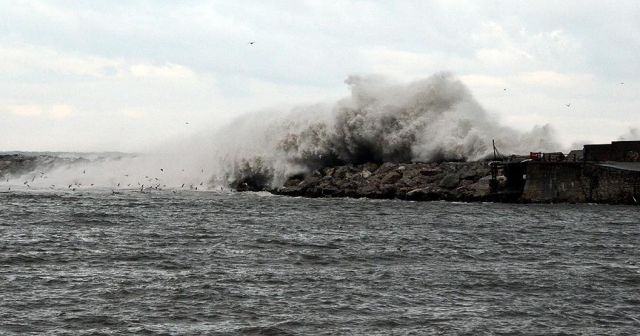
xmin=270 ymin=161 xmax=493 ymax=202
xmin=406 ymin=187 xmax=447 ymax=201
xmin=438 ymin=174 xmax=459 ymax=189
xmin=376 ymin=162 xmax=398 ymax=175
xmin=283 ymin=178 xmax=302 ymax=187
xmin=381 ymin=171 xmax=402 ymax=185
xmin=322 ymin=167 xmax=336 ymax=177
xmin=362 ymin=162 xmax=379 ymax=173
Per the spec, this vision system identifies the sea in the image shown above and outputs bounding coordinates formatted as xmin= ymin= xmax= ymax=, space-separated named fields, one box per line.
xmin=1 ymin=190 xmax=638 ymax=335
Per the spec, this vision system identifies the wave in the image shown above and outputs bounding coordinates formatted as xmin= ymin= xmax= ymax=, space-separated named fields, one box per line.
xmin=1 ymin=72 xmax=560 ymax=191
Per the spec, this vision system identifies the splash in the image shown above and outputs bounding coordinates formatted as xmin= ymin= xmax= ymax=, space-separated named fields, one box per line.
xmin=219 ymin=72 xmax=559 ymax=188
xmin=1 ymin=72 xmax=560 ymax=191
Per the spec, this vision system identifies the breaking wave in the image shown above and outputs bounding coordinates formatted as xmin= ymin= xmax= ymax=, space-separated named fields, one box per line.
xmin=218 ymin=72 xmax=559 ymax=188
xmin=2 ymin=72 xmax=560 ymax=191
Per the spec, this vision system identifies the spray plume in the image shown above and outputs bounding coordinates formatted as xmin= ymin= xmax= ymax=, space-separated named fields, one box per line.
xmin=218 ymin=72 xmax=559 ymax=187
xmin=2 ymin=72 xmax=560 ymax=191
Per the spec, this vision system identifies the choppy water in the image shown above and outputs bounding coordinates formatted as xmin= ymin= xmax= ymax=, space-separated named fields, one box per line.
xmin=1 ymin=190 xmax=639 ymax=335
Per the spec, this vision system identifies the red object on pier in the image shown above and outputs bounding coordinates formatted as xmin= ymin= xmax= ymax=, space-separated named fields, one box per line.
xmin=530 ymin=152 xmax=542 ymax=160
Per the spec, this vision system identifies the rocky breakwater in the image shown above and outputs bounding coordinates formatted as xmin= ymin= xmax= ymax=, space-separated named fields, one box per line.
xmin=269 ymin=161 xmax=492 ymax=201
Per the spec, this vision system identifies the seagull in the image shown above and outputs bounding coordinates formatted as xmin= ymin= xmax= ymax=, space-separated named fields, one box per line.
xmin=620 ymin=82 xmax=625 ymax=85
xmin=185 ymin=122 xmax=189 ymax=125
xmin=565 ymin=103 xmax=571 ymax=108
xmin=249 ymin=41 xmax=255 ymax=45
xmin=503 ymin=88 xmax=507 ymax=91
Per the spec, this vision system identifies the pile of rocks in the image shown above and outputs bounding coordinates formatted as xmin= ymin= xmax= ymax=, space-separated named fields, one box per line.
xmin=270 ymin=161 xmax=492 ymax=201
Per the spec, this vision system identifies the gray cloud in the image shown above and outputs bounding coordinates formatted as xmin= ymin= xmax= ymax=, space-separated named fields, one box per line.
xmin=0 ymin=1 xmax=639 ymax=151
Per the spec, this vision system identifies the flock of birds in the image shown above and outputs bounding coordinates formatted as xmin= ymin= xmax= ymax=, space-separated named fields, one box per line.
xmin=3 ymin=167 xmax=221 ymax=194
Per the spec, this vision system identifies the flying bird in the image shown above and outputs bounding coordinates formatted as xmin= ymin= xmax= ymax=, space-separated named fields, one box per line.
xmin=249 ymin=41 xmax=255 ymax=45
xmin=565 ymin=103 xmax=571 ymax=108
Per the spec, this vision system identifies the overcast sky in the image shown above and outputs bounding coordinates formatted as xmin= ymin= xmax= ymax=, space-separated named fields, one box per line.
xmin=1 ymin=1 xmax=639 ymax=152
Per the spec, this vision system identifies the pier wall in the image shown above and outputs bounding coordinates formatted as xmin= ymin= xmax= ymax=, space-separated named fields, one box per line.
xmin=522 ymin=162 xmax=640 ymax=204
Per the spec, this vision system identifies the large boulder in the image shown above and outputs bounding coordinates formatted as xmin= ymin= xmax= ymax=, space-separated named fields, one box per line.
xmin=381 ymin=170 xmax=402 ymax=185
xmin=438 ymin=174 xmax=459 ymax=189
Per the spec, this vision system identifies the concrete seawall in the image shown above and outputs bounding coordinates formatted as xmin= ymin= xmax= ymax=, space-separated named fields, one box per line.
xmin=522 ymin=162 xmax=640 ymax=204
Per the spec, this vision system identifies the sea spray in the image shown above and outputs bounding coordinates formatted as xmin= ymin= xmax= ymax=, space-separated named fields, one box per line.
xmin=220 ymin=72 xmax=560 ymax=189
xmin=2 ymin=72 xmax=561 ymax=191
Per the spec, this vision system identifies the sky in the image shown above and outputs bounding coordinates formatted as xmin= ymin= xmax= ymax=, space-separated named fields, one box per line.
xmin=1 ymin=0 xmax=639 ymax=152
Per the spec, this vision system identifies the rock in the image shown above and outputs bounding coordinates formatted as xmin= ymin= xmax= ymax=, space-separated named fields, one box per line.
xmin=420 ymin=168 xmax=442 ymax=176
xmin=458 ymin=179 xmax=474 ymax=187
xmin=334 ymin=165 xmax=358 ymax=179
xmin=362 ymin=162 xmax=379 ymax=173
xmin=376 ymin=162 xmax=398 ymax=175
xmin=269 ymin=161 xmax=495 ymax=202
xmin=406 ymin=187 xmax=447 ymax=201
xmin=358 ymin=184 xmax=381 ymax=198
xmin=439 ymin=174 xmax=459 ymax=189
xmin=381 ymin=171 xmax=402 ymax=185
xmin=323 ymin=167 xmax=336 ymax=177
xmin=283 ymin=178 xmax=302 ymax=187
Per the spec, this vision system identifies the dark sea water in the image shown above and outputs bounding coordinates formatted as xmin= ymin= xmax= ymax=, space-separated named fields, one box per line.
xmin=1 ymin=190 xmax=639 ymax=335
